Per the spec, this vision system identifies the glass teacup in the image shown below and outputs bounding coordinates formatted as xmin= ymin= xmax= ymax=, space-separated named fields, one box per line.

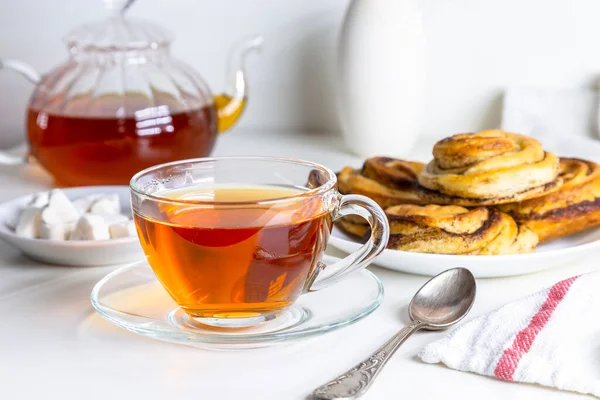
xmin=130 ymin=156 xmax=389 ymax=328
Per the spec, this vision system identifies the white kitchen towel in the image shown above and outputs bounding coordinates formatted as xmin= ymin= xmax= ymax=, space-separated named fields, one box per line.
xmin=420 ymin=273 xmax=600 ymax=397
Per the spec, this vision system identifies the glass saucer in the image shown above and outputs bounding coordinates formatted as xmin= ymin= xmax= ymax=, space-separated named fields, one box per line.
xmin=90 ymin=255 xmax=384 ymax=350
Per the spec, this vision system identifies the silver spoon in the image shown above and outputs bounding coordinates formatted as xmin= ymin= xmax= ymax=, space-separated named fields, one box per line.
xmin=313 ymin=267 xmax=476 ymax=399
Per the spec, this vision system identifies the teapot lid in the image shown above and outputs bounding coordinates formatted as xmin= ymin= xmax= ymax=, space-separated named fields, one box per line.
xmin=64 ymin=0 xmax=172 ymax=51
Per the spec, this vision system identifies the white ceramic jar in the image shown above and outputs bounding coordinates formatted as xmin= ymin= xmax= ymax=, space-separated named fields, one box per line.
xmin=338 ymin=0 xmax=426 ymax=158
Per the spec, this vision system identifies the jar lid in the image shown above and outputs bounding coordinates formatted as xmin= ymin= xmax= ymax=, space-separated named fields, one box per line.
xmin=64 ymin=0 xmax=172 ymax=51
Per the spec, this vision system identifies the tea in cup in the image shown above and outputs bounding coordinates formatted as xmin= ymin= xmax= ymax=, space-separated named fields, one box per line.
xmin=130 ymin=157 xmax=389 ymax=327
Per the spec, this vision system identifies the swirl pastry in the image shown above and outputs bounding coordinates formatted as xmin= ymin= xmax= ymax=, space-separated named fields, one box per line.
xmin=336 ymin=157 xmax=425 ymax=238
xmin=499 ymin=158 xmax=600 ymax=243
xmin=417 ymin=130 xmax=562 ymax=206
xmin=336 ymin=214 xmax=371 ymax=239
xmin=385 ymin=204 xmax=538 ymax=255
xmin=337 ymin=157 xmax=425 ymax=208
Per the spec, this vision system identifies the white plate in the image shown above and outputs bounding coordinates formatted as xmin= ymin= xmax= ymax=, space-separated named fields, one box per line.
xmin=329 ymin=226 xmax=600 ymax=278
xmin=0 ymin=186 xmax=144 ymax=266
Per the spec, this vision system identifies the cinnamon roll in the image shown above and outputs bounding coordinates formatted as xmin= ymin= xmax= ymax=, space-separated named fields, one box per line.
xmin=499 ymin=158 xmax=600 ymax=243
xmin=336 ymin=214 xmax=371 ymax=239
xmin=385 ymin=204 xmax=538 ymax=255
xmin=417 ymin=130 xmax=562 ymax=205
xmin=336 ymin=157 xmax=425 ymax=238
xmin=337 ymin=157 xmax=425 ymax=208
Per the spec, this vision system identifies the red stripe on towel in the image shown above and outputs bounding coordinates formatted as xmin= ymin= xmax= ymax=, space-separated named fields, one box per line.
xmin=493 ymin=275 xmax=580 ymax=381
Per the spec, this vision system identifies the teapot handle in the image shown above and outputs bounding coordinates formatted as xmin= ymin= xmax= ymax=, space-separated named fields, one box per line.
xmin=0 ymin=58 xmax=40 ymax=166
xmin=0 ymin=152 xmax=27 ymax=166
xmin=0 ymin=58 xmax=40 ymax=84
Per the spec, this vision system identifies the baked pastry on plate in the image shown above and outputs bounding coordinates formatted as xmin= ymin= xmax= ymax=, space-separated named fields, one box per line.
xmin=385 ymin=204 xmax=538 ymax=255
xmin=337 ymin=157 xmax=425 ymax=208
xmin=336 ymin=214 xmax=371 ymax=239
xmin=337 ymin=157 xmax=425 ymax=237
xmin=417 ymin=130 xmax=562 ymax=205
xmin=499 ymin=158 xmax=600 ymax=243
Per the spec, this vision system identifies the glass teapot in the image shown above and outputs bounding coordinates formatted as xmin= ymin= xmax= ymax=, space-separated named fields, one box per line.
xmin=0 ymin=0 xmax=261 ymax=186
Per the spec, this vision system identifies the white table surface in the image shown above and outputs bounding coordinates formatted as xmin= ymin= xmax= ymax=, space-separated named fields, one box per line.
xmin=0 ymin=129 xmax=596 ymax=400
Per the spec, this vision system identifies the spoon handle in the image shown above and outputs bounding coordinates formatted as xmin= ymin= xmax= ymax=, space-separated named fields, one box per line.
xmin=313 ymin=321 xmax=423 ymax=399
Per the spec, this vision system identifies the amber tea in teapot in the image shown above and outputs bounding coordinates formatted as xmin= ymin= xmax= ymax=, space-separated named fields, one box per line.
xmin=27 ymin=97 xmax=217 ymax=187
xmin=0 ymin=0 xmax=261 ymax=186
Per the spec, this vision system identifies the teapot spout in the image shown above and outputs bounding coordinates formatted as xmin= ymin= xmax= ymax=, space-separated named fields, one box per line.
xmin=0 ymin=59 xmax=40 ymax=84
xmin=215 ymin=35 xmax=263 ymax=133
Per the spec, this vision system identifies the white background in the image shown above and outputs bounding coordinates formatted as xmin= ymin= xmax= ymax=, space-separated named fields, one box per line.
xmin=1 ymin=0 xmax=600 ymax=148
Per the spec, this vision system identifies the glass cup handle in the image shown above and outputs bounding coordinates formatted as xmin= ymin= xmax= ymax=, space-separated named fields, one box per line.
xmin=307 ymin=194 xmax=389 ymax=292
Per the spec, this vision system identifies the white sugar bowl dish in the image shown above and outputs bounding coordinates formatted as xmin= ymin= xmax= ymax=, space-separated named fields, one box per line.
xmin=0 ymin=186 xmax=144 ymax=266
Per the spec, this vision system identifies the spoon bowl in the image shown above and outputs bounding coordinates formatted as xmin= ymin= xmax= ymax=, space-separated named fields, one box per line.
xmin=409 ymin=268 xmax=477 ymax=330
